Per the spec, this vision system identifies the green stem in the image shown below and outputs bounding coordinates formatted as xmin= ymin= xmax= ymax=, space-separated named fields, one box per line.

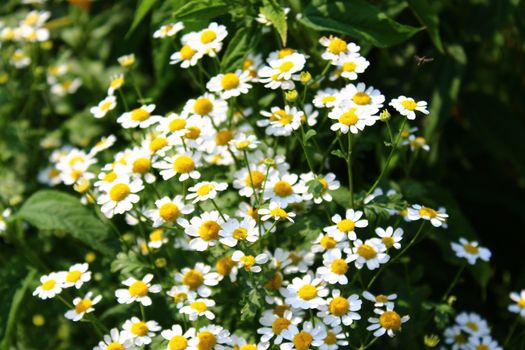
xmin=210 ymin=199 xmax=227 ymax=221
xmin=504 ymin=317 xmax=521 ymax=347
xmin=347 ymin=131 xmax=354 ymax=208
xmin=441 ymin=263 xmax=467 ymax=302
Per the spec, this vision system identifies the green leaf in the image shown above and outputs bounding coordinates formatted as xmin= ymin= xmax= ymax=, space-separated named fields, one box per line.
xmin=260 ymin=0 xmax=288 ymax=46
xmin=331 ymin=149 xmax=346 ymax=160
xmin=220 ymin=27 xmax=259 ymax=71
xmin=299 ymin=0 xmax=422 ymax=48
xmin=111 ymin=251 xmax=150 ymax=277
xmin=303 ymin=129 xmax=317 ymax=143
xmin=17 ymin=190 xmax=119 ymax=256
xmin=173 ymin=0 xmax=229 ymax=22
xmin=407 ymin=0 xmax=444 ymax=53
xmin=127 ymin=0 xmax=158 ymax=37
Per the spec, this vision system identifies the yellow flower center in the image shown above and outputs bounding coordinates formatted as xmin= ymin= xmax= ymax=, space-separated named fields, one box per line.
xmin=357 ymin=244 xmax=377 ymax=260
xmin=216 ymin=256 xmax=235 ymax=276
xmin=200 ymin=30 xmax=217 ymax=44
xmin=321 ymin=96 xmax=336 ymax=104
xmin=330 ymin=259 xmax=349 ymax=274
xmin=293 ymin=331 xmax=313 ymax=350
xmin=298 ymin=284 xmax=317 ymax=300
xmin=272 ymin=317 xmax=291 ymax=334
xmin=329 ymin=296 xmax=349 ymax=316
xmin=273 ymin=180 xmax=293 ymax=197
xmin=264 ymin=272 xmax=283 ymax=290
xmin=41 ymin=279 xmax=56 ymax=291
xmin=518 ymin=299 xmax=525 ymax=308
xmin=131 ymin=321 xmax=149 ymax=336
xmin=215 ymin=130 xmax=233 ymax=145
xmin=150 ymin=137 xmax=168 ymax=152
xmin=279 ymin=61 xmax=294 ymax=72
xmin=197 ymin=331 xmax=216 ymax=350
xmin=74 ymin=299 xmax=92 ymax=314
xmin=221 ymin=73 xmax=240 ymax=90
xmin=240 ymin=345 xmax=257 ymax=350
xmin=196 ymin=184 xmax=214 ymax=196
xmin=233 ymin=228 xmax=248 ymax=240
xmin=376 ymin=294 xmax=389 ymax=303
xmin=454 ymin=333 xmax=467 ymax=344
xmin=106 ymin=342 xmax=125 ymax=350
xmin=194 ymin=98 xmax=213 ymax=116
xmin=66 ymin=270 xmax=82 ymax=283
xmin=352 ymin=92 xmax=371 ymax=105
xmin=240 ymin=255 xmax=256 ymax=271
xmin=169 ymin=335 xmax=188 ymax=350
xmin=100 ymin=101 xmax=113 ymax=111
xmin=274 ymin=304 xmax=290 ymax=317
xmin=278 ymin=48 xmax=295 ymax=58
xmin=183 ymin=269 xmax=204 ymax=289
xmin=463 ymin=243 xmax=479 ymax=255
xmin=324 ymin=331 xmax=337 ymax=345
xmin=419 ymin=207 xmax=437 ymax=218
xmin=174 ymin=156 xmax=195 ymax=173
xmin=379 ymin=311 xmax=401 ymax=330
xmin=132 ymin=158 xmax=150 ymax=174
xmin=278 ymin=113 xmax=294 ymax=125
xmin=270 ymin=208 xmax=288 ymax=219
xmin=199 ymin=221 xmax=221 ymax=241
xmin=328 ymin=38 xmax=347 ymax=54
xmin=130 ymin=108 xmax=150 ymax=122
xmin=342 ymin=61 xmax=357 ymax=72
xmin=338 ymin=108 xmax=359 ymax=126
xmin=320 ymin=235 xmax=337 ymax=249
xmin=109 ymin=183 xmax=130 ymax=202
xmin=337 ymin=219 xmax=355 ymax=233
xmin=245 ymin=170 xmax=265 ymax=188
xmin=243 ymin=58 xmax=254 ymax=70
xmin=476 ymin=345 xmax=489 ymax=350
xmin=319 ymin=178 xmax=329 ymax=192
xmin=103 ymin=172 xmax=117 ymax=182
xmin=128 ymin=281 xmax=149 ymax=297
xmin=466 ymin=321 xmax=479 ymax=331
xmin=401 ymin=99 xmax=417 ymax=110
xmin=191 ymin=301 xmax=208 ymax=312
xmin=382 ymin=237 xmax=395 ymax=249
xmin=170 ymin=118 xmax=186 ymax=132
xmin=110 ymin=77 xmax=124 ymax=89
xmin=149 ymin=229 xmax=164 ymax=242
xmin=180 ymin=45 xmax=197 ymax=60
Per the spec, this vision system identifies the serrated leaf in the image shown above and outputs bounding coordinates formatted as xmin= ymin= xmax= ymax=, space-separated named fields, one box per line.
xmin=17 ymin=190 xmax=119 ymax=255
xmin=127 ymin=0 xmax=158 ymax=37
xmin=331 ymin=149 xmax=346 ymax=160
xmin=407 ymin=0 xmax=444 ymax=53
xmin=220 ymin=27 xmax=259 ymax=71
xmin=173 ymin=0 xmax=229 ymax=22
xmin=260 ymin=0 xmax=288 ymax=46
xmin=299 ymin=0 xmax=422 ymax=48
xmin=111 ymin=251 xmax=150 ymax=277
xmin=303 ymin=129 xmax=317 ymax=143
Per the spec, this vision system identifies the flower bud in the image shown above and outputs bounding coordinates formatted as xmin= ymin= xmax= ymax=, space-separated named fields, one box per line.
xmin=285 ymin=90 xmax=298 ymax=102
xmin=379 ymin=109 xmax=391 ymax=122
xmin=423 ymin=334 xmax=440 ymax=348
xmin=300 ymin=71 xmax=312 ymax=84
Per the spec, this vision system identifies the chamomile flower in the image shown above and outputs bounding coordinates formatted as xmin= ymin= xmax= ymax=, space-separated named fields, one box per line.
xmin=153 ymin=22 xmax=184 ymax=38
xmin=63 ymin=263 xmax=91 ymax=289
xmin=189 ymin=327 xmax=232 ymax=350
xmin=508 ymin=290 xmax=525 ymax=316
xmin=229 ymin=133 xmax=260 ymax=152
xmin=51 ymin=78 xmax=82 ymax=96
xmin=311 ymin=232 xmax=346 ymax=254
xmin=258 ymin=106 xmax=304 ymax=136
xmin=451 ymin=238 xmax=491 ymax=265
xmin=319 ymin=36 xmax=360 ymax=62
xmin=90 ymin=95 xmax=116 ymax=119
xmin=147 ymin=229 xmax=168 ymax=249
xmin=334 ymin=53 xmax=369 ymax=80
xmin=215 ymin=255 xmax=238 ymax=282
xmin=206 ymin=70 xmax=252 ymax=99
xmin=167 ymin=285 xmax=197 ymax=309
xmin=443 ymin=325 xmax=469 ymax=350
xmin=300 ymin=172 xmax=340 ymax=204
xmin=389 ymin=96 xmax=429 ymax=120
xmin=280 ymin=321 xmax=326 ymax=350
xmin=340 ymin=82 xmax=384 ymax=112
xmin=258 ymin=309 xmax=300 ymax=344
xmin=122 ymin=317 xmax=161 ymax=346
xmin=118 ymin=54 xmax=136 ymax=68
xmin=115 ymin=274 xmax=162 ymax=306
xmin=184 ymin=93 xmax=228 ymax=123
xmin=285 ymin=250 xmax=316 ymax=274
xmin=108 ymin=74 xmax=125 ymax=95
xmin=324 ymin=209 xmax=368 ymax=241
xmin=404 ymin=135 xmax=430 ymax=152
xmin=316 ymin=249 xmax=351 ymax=285
xmin=10 ymin=49 xmax=30 ymax=68
xmin=154 ymin=151 xmax=201 ymax=181
xmin=232 ymin=251 xmax=269 ymax=273
xmin=318 ymin=326 xmax=349 ymax=350
xmin=467 ymin=336 xmax=502 ymax=350
xmin=318 ymin=289 xmax=362 ymax=327
xmin=328 ymin=105 xmax=376 ymax=134
xmin=97 ymin=177 xmax=144 ymax=218
xmin=64 ymin=291 xmax=102 ymax=322
xmin=455 ymin=312 xmax=490 ymax=337
xmin=0 ymin=208 xmax=11 ymax=232
xmin=89 ymin=134 xmax=117 ymax=156
xmin=147 ymin=196 xmax=193 ymax=227
xmin=161 ymin=325 xmax=195 ymax=350
xmin=407 ymin=204 xmax=449 ymax=227
xmin=258 ymin=53 xmax=306 ymax=90
xmin=264 ymin=173 xmax=304 ymax=208
xmin=93 ymin=328 xmax=135 ymax=350
xmin=181 ymin=298 xmax=216 ymax=321
xmin=186 ymin=181 xmax=228 ymax=203
xmin=283 ymin=273 xmax=328 ymax=309
xmin=233 ymin=164 xmax=274 ymax=198
xmin=33 ymin=272 xmax=65 ymax=299
xmin=313 ymin=88 xmax=341 ymax=109
xmin=117 ymin=104 xmax=162 ymax=129
xmin=175 ymin=263 xmax=221 ymax=297
xmin=375 ymin=227 xmax=403 ymax=250
xmin=219 ymin=217 xmax=259 ymax=247
xmin=256 ymin=7 xmax=290 ymax=26
xmin=189 ymin=22 xmax=228 ymax=57
xmin=367 ymin=306 xmax=410 ymax=337
xmin=180 ymin=211 xmax=227 ymax=251
xmin=156 ymin=111 xmax=190 ymax=136
xmin=348 ymin=238 xmax=389 ymax=270
xmin=362 ymin=291 xmax=397 ymax=310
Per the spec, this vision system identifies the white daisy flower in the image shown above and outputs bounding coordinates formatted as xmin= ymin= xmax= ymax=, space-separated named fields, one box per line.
xmin=117 ymin=54 xmax=135 ymax=68
xmin=311 ymin=232 xmax=347 ymax=254
xmin=161 ymin=325 xmax=195 ymax=350
xmin=443 ymin=325 xmax=469 ymax=350
xmin=367 ymin=306 xmax=409 ymax=337
xmin=508 ymin=290 xmax=525 ymax=316
xmin=340 ymin=82 xmax=384 ymax=112
xmin=188 ymin=22 xmax=228 ymax=57
xmin=108 ymin=74 xmax=125 ymax=95
xmin=50 ymin=78 xmax=82 ymax=96
xmin=89 ymin=134 xmax=117 ymax=156
xmin=316 ymin=249 xmax=351 ymax=285
xmin=186 ymin=181 xmax=228 ymax=203
xmin=229 ymin=133 xmax=260 ymax=152
xmin=264 ymin=173 xmax=304 ymax=208
xmin=122 ymin=317 xmax=161 ymax=346
xmin=362 ymin=291 xmax=397 ymax=310
xmin=117 ymin=104 xmax=162 ymax=129
xmin=180 ymin=298 xmax=216 ymax=321
xmin=258 ymin=53 xmax=306 ymax=90
xmin=259 ymin=202 xmax=296 ymax=223
xmin=156 ymin=111 xmax=191 ymax=137
xmin=258 ymin=106 xmax=304 ymax=137
xmin=147 ymin=229 xmax=168 ymax=249
xmin=146 ymin=196 xmax=194 ymax=227
xmin=33 ymin=272 xmax=65 ymax=299
xmin=319 ymin=36 xmax=360 ymax=62
xmin=93 ymin=328 xmax=135 ymax=350
xmin=455 ymin=312 xmax=490 ymax=337
xmin=167 ymin=285 xmax=197 ymax=309
xmin=64 ymin=291 xmax=102 ymax=322
xmin=328 ymin=105 xmax=377 ymax=134
xmin=175 ymin=263 xmax=221 ymax=297
xmin=451 ymin=238 xmax=491 ymax=265
xmin=183 ymin=93 xmax=228 ymax=123
xmin=333 ymin=53 xmax=369 ymax=81
xmin=170 ymin=42 xmax=203 ymax=68
xmin=63 ymin=263 xmax=91 ymax=289
xmin=206 ymin=70 xmax=252 ymax=99
xmin=180 ymin=211 xmax=227 ymax=251
xmin=324 ymin=209 xmax=368 ymax=241
xmin=233 ymin=163 xmax=274 ymax=198
xmin=375 ymin=227 xmax=403 ymax=250
xmin=318 ymin=289 xmax=362 ymax=327
xmin=300 ymin=172 xmax=340 ymax=204
xmin=280 ymin=321 xmax=326 ymax=350
xmin=313 ymin=88 xmax=341 ymax=109
xmin=219 ymin=217 xmax=259 ymax=247
xmin=0 ymin=208 xmax=12 ymax=232
xmin=407 ymin=204 xmax=449 ymax=227
xmin=257 ymin=309 xmax=300 ymax=344
xmin=90 ymin=95 xmax=117 ymax=119
xmin=115 ymin=274 xmax=162 ymax=306
xmin=389 ymin=95 xmax=429 ymax=120
xmin=232 ymin=251 xmax=268 ymax=273
xmin=97 ymin=177 xmax=144 ymax=218
xmin=403 ymin=135 xmax=430 ymax=152
xmin=153 ymin=22 xmax=184 ymax=38
xmin=348 ymin=238 xmax=389 ymax=270
xmin=467 ymin=336 xmax=502 ymax=350
xmin=153 ymin=151 xmax=201 ymax=182
xmin=10 ymin=49 xmax=31 ymax=69
xmin=283 ymin=273 xmax=328 ymax=309
xmin=284 ymin=250 xmax=316 ymax=274
xmin=188 ymin=325 xmax=232 ymax=350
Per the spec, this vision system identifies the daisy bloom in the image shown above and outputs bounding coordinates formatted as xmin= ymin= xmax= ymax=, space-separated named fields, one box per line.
xmin=180 ymin=298 xmax=216 ymax=321
xmin=367 ymin=306 xmax=410 ymax=337
xmin=108 ymin=74 xmax=125 ymax=95
xmin=161 ymin=325 xmax=195 ymax=350
xmin=328 ymin=105 xmax=376 ymax=134
xmin=231 ymin=337 xmax=269 ymax=350
xmin=170 ymin=40 xmax=203 ymax=68
xmin=97 ymin=177 xmax=144 ymax=218
xmin=117 ymin=104 xmax=162 ymax=129
xmin=188 ymin=325 xmax=232 ymax=350
xmin=90 ymin=95 xmax=117 ymax=119
xmin=147 ymin=196 xmax=194 ymax=227
xmin=180 ymin=211 xmax=227 ymax=251
xmin=175 ymin=263 xmax=221 ymax=297
xmin=404 ymin=135 xmax=430 ymax=152
xmin=189 ymin=22 xmax=228 ymax=57
xmin=219 ymin=217 xmax=259 ymax=247
xmin=407 ymin=204 xmax=449 ymax=227
xmin=50 ymin=79 xmax=82 ymax=96
xmin=313 ymin=88 xmax=341 ymax=109
xmin=232 ymin=251 xmax=269 ymax=273
xmin=264 ymin=173 xmax=304 ymax=208
xmin=258 ymin=309 xmax=300 ymax=344
xmin=451 ymin=238 xmax=491 ymax=265
xmin=186 ymin=181 xmax=228 ymax=203
xmin=258 ymin=106 xmax=303 ymax=137
xmin=115 ymin=273 xmax=162 ymax=306
xmin=443 ymin=325 xmax=469 ymax=350
xmin=316 ymin=249 xmax=351 ymax=285
xmin=334 ymin=53 xmax=369 ymax=81
xmin=93 ymin=328 xmax=135 ymax=350
xmin=118 ymin=54 xmax=135 ymax=68
xmin=122 ymin=317 xmax=161 ymax=346
xmin=375 ymin=227 xmax=403 ymax=250
xmin=508 ymin=290 xmax=525 ymax=316
xmin=63 ymin=263 xmax=91 ymax=288
xmin=259 ymin=202 xmax=296 ymax=222
xmin=324 ymin=209 xmax=368 ymax=241
xmin=89 ymin=134 xmax=117 ymax=156
xmin=280 ymin=321 xmax=326 ymax=350
xmin=167 ymin=285 xmax=197 ymax=309
xmin=340 ymin=82 xmax=384 ymax=112
xmin=362 ymin=291 xmax=397 ymax=310
xmin=184 ymin=93 xmax=228 ymax=123
xmin=147 ymin=228 xmax=168 ymax=249
xmin=283 ymin=273 xmax=328 ymax=309
xmin=455 ymin=312 xmax=490 ymax=337
xmin=348 ymin=238 xmax=389 ymax=270
xmin=258 ymin=53 xmax=305 ymax=90
xmin=318 ymin=289 xmax=362 ymax=327
xmin=467 ymin=336 xmax=502 ymax=350
xmin=319 ymin=36 xmax=360 ymax=62
xmin=229 ymin=133 xmax=260 ymax=152
xmin=64 ymin=291 xmax=102 ymax=322
xmin=33 ymin=272 xmax=65 ymax=299
xmin=206 ymin=70 xmax=253 ymax=99
xmin=233 ymin=164 xmax=274 ymax=198
xmin=311 ymin=232 xmax=347 ymax=254
xmin=389 ymin=95 xmax=429 ymax=120
xmin=154 ymin=151 xmax=201 ymax=181
xmin=0 ymin=208 xmax=12 ymax=232
xmin=153 ymin=22 xmax=184 ymax=38
xmin=300 ymin=172 xmax=340 ymax=204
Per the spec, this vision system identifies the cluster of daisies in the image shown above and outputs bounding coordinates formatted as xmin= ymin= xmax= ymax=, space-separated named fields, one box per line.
xmin=442 ymin=312 xmax=503 ymax=350
xmin=29 ymin=16 xmax=510 ymax=350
